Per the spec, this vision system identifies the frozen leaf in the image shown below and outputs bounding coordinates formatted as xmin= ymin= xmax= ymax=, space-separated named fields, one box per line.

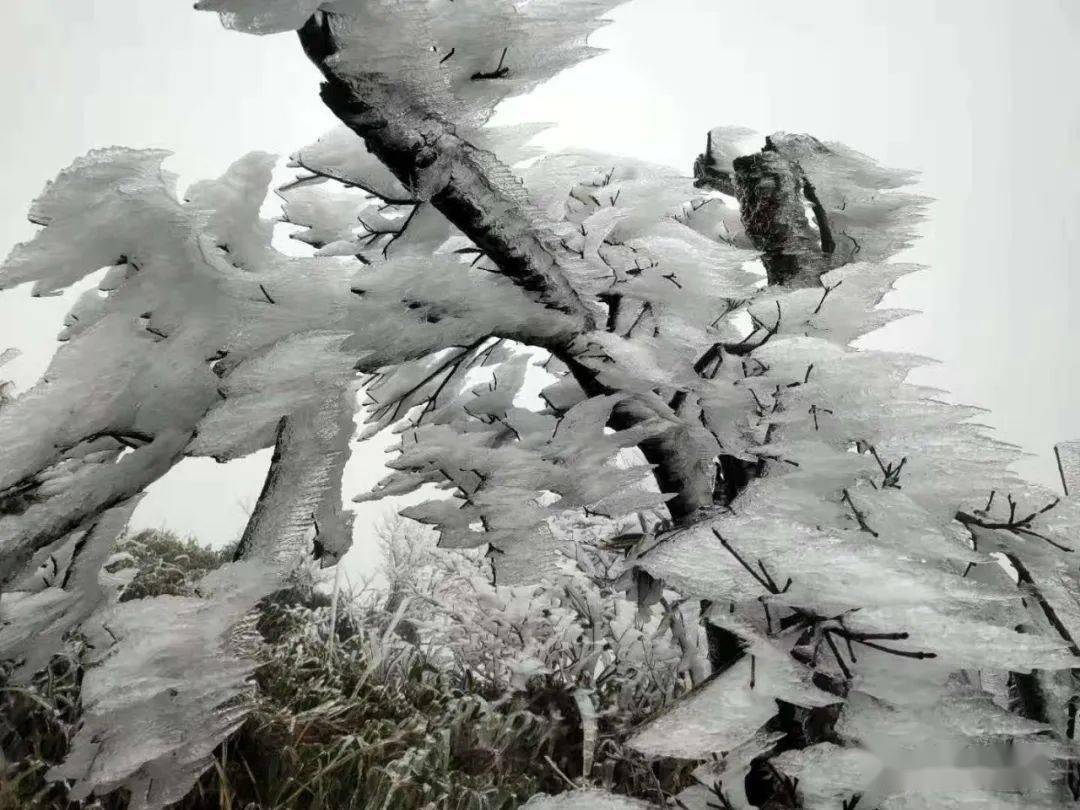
xmin=0 ymin=500 xmax=139 ymax=679
xmin=522 ymin=789 xmax=653 ymax=809
xmin=48 ymin=561 xmax=270 ymax=810
xmin=628 ymin=656 xmax=779 ymax=759
xmin=771 ymin=743 xmax=882 ymax=810
xmin=194 ymin=0 xmax=324 ymax=35
xmin=289 ymin=125 xmax=414 ymax=202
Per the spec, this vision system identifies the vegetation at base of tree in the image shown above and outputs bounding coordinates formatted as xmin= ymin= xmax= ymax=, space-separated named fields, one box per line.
xmin=109 ymin=529 xmax=236 ymax=602
xmin=1 ymin=525 xmax=695 ymax=809
xmin=1 ymin=647 xmax=84 ymax=810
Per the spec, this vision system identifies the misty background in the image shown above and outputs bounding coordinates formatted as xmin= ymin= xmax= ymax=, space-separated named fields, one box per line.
xmin=1 ymin=0 xmax=1077 ymax=580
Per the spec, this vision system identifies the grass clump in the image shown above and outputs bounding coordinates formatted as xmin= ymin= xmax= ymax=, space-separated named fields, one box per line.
xmin=108 ymin=528 xmax=236 ymax=601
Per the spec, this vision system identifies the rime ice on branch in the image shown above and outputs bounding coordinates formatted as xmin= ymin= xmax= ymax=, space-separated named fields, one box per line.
xmin=0 ymin=1 xmax=1078 ymax=808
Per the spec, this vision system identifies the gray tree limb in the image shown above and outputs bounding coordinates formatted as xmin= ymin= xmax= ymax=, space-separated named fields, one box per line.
xmin=298 ymin=13 xmax=595 ymax=335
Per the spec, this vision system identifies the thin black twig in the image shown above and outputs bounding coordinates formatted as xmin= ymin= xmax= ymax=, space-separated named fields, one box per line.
xmin=712 ymin=529 xmax=791 ymax=596
xmin=868 ymin=445 xmax=906 ymax=488
xmin=842 ymin=488 xmax=879 ymax=537
xmin=813 ymin=280 xmax=843 ymax=315
xmin=955 ymin=495 xmax=1069 ymax=552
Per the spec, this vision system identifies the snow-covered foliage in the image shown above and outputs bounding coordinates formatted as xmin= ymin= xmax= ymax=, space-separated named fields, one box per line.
xmin=1 ymin=1 xmax=1078 ymax=807
xmin=374 ymin=515 xmax=691 ymax=733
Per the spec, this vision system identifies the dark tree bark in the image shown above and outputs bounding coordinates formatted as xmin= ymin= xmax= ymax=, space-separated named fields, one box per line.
xmin=733 ymin=135 xmax=838 ymax=288
xmin=693 ymin=129 xmax=737 ymax=197
xmin=298 ymin=14 xmax=594 ymax=333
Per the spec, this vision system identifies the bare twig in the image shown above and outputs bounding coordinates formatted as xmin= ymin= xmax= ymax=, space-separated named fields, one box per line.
xmin=813 ymin=280 xmax=843 ymax=315
xmin=842 ymin=488 xmax=879 ymax=537
xmin=955 ymin=495 xmax=1069 ymax=552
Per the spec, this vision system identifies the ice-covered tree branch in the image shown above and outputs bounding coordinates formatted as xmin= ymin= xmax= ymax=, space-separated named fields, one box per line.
xmin=298 ymin=12 xmax=598 ymax=328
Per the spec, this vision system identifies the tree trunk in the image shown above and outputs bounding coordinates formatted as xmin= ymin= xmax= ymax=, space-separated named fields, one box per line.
xmin=234 ymin=388 xmax=356 ymax=569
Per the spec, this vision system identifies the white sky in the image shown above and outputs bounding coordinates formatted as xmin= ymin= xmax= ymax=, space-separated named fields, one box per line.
xmin=1 ymin=0 xmax=1078 ymax=579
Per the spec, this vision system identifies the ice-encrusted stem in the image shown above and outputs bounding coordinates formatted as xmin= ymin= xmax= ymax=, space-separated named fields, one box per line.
xmin=0 ymin=430 xmax=193 ymax=591
xmin=298 ymin=13 xmax=595 ymax=331
xmin=233 ymin=386 xmax=357 ymax=568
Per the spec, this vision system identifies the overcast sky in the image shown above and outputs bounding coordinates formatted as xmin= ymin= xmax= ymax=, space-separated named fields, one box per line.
xmin=1 ymin=0 xmax=1078 ymax=579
